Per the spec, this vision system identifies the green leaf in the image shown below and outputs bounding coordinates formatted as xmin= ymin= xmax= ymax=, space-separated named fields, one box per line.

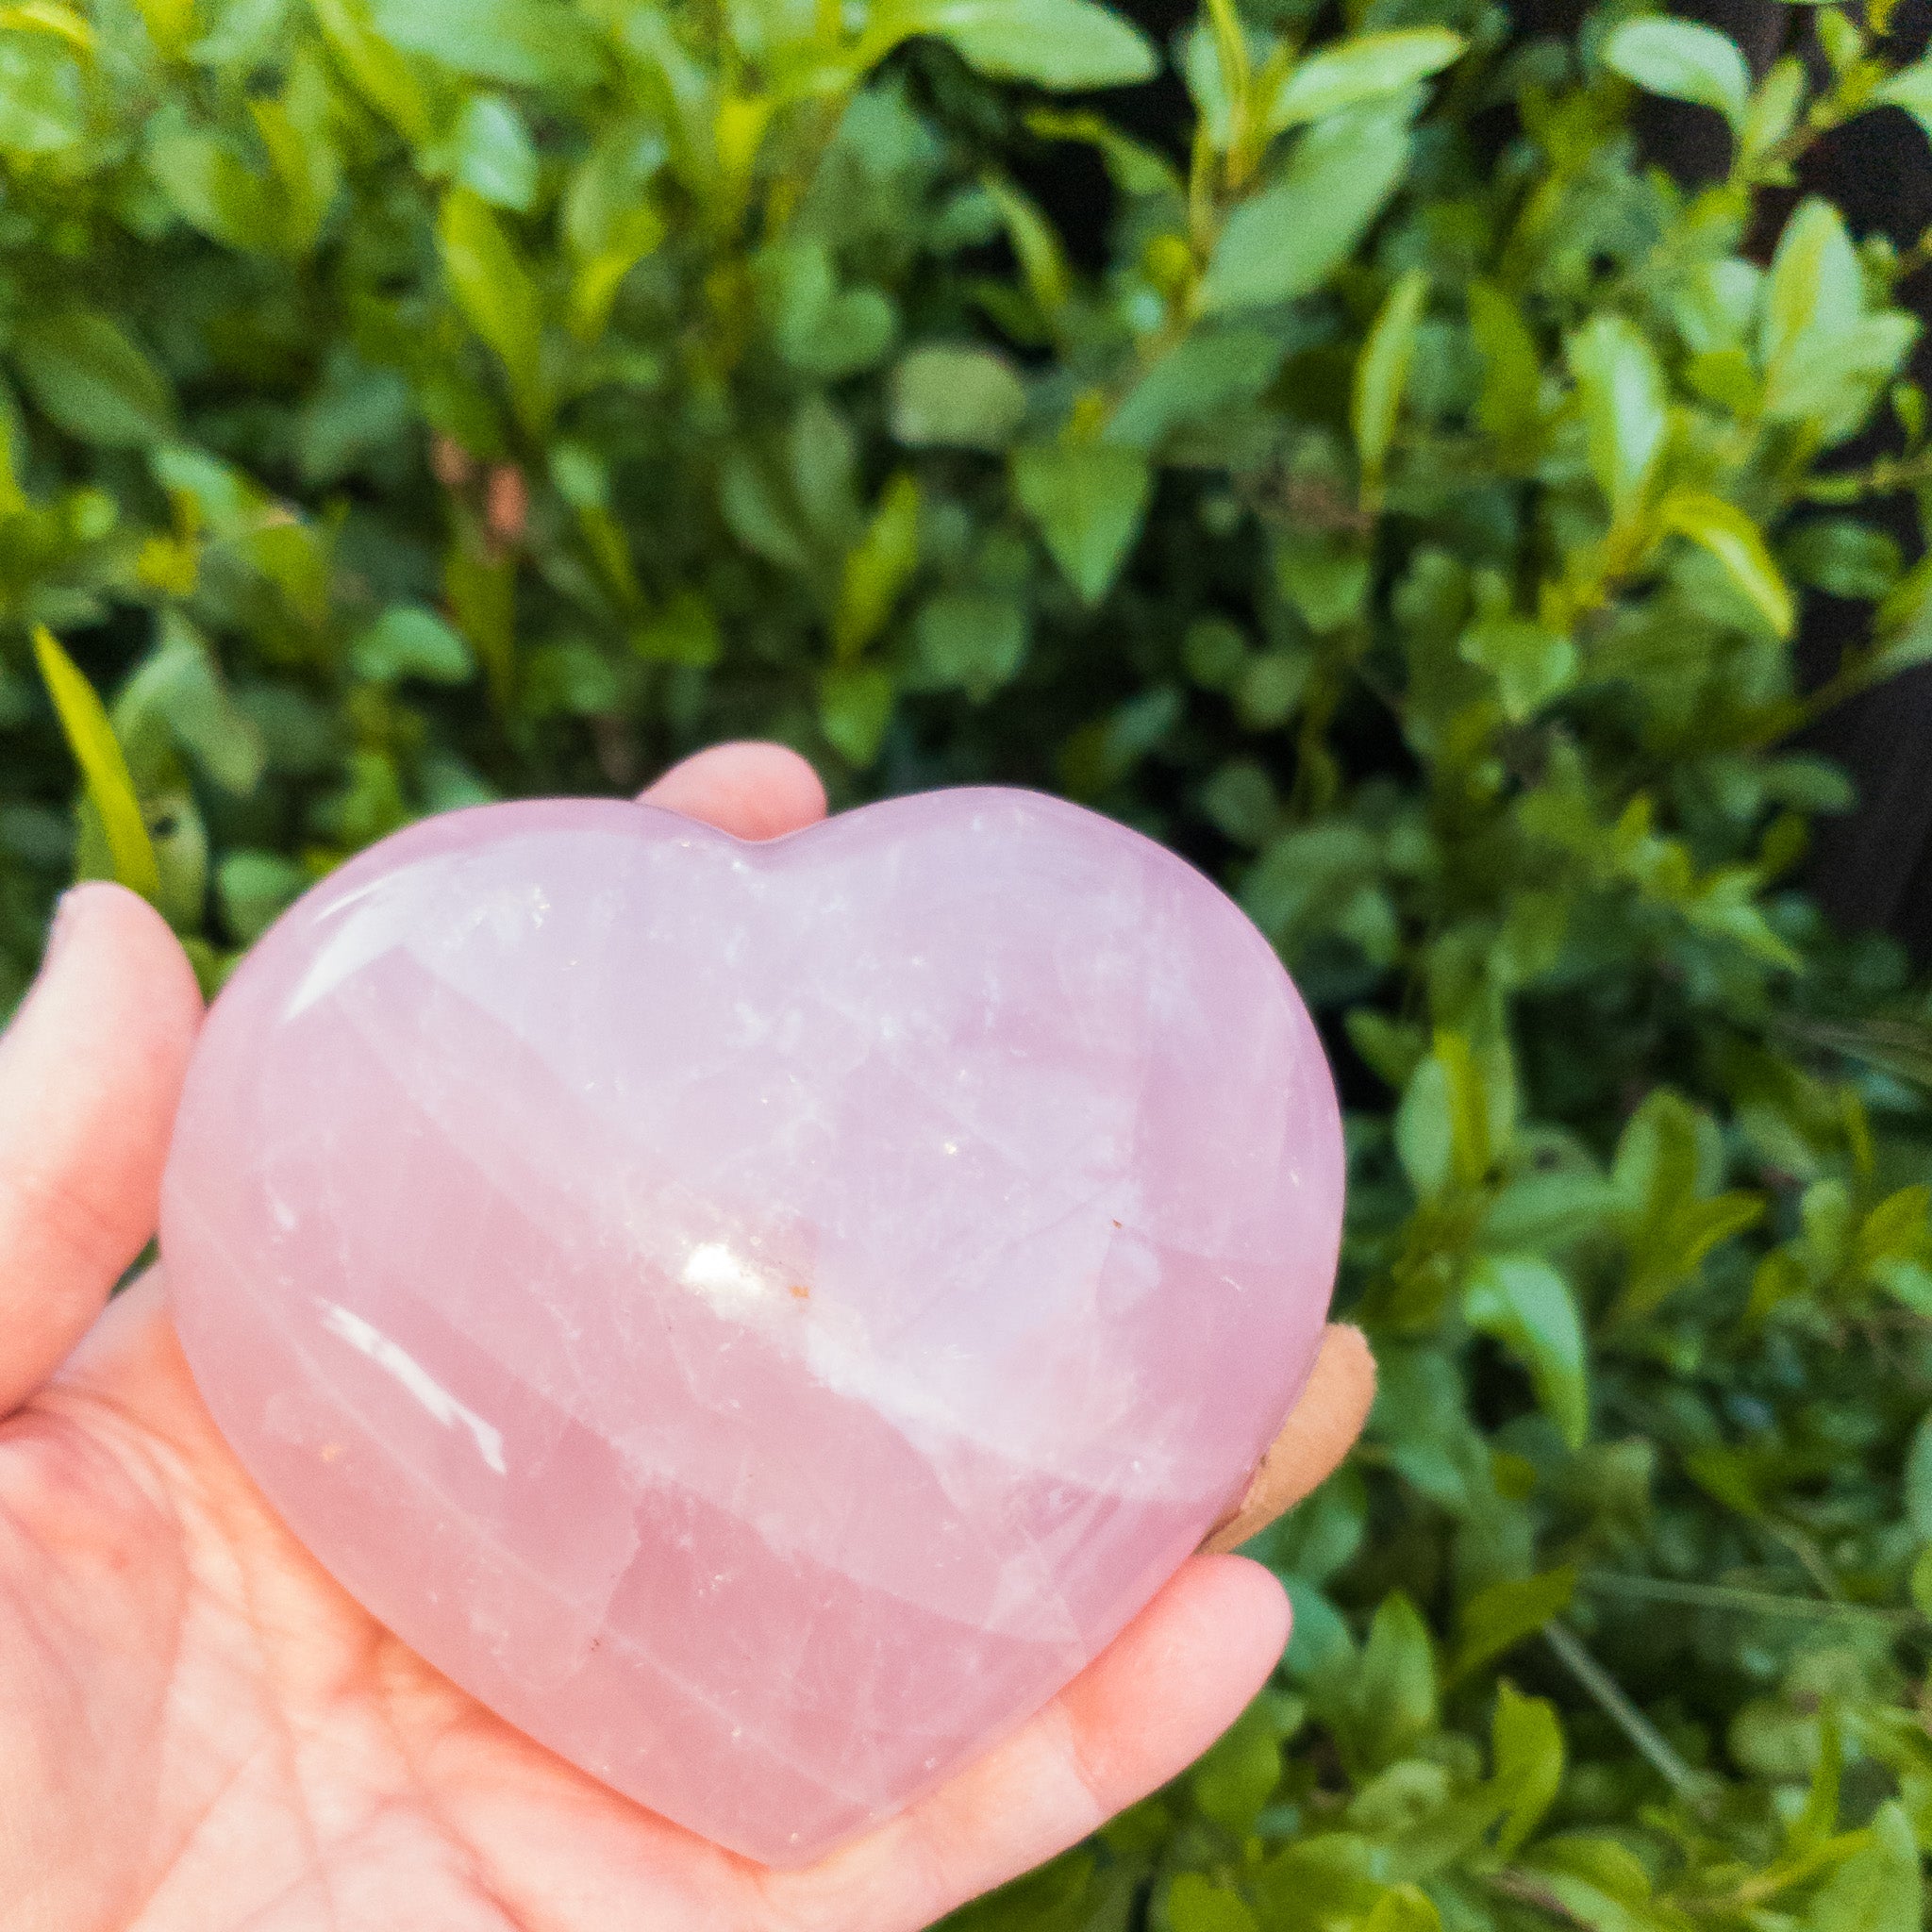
xmin=217 ymin=849 xmax=308 ymax=944
xmin=818 ymin=661 xmax=893 ymax=766
xmin=1684 ymin=1442 xmax=1764 ymax=1519
xmin=1807 ymin=1803 xmax=1922 ymax=1932
xmin=1566 ymin=313 xmax=1669 ymax=518
xmin=349 ymin=606 xmax=475 ymax=685
xmin=0 ymin=1 xmax=95 ymax=58
xmin=1874 ymin=58 xmax=1932 ymax=142
xmin=1763 ymin=198 xmax=1861 ymax=373
xmin=115 ymin=612 xmax=265 ymax=796
xmin=32 ymin=625 xmax=160 ymax=904
xmin=1166 ymin=1874 xmax=1261 ymax=1932
xmin=135 ymin=0 xmax=193 ymax=57
xmin=634 ymin=590 xmax=723 ymax=668
xmin=1436 ymin=1028 xmax=1496 ymax=1186
xmin=1190 ymin=1694 xmax=1288 ymax=1835
xmin=1268 ymin=29 xmax=1464 ymax=132
xmin=834 ymin=473 xmax=922 ymax=660
xmin=1904 ymin=1411 xmax=1932 ymax=1541
xmin=1787 ymin=518 xmax=1900 ymax=601
xmin=1395 ymin=1054 xmax=1454 ymax=1198
xmin=438 ymin=187 xmax=547 ymax=434
xmin=1234 ymin=649 xmax=1309 ymax=728
xmin=250 ymin=71 xmax=342 ymax=257
xmin=914 ymin=592 xmax=1030 ymax=699
xmin=309 ymin=0 xmax=431 ymax=142
xmin=1459 ymin=615 xmax=1576 ymax=721
xmin=890 ymin=0 xmax=1158 ymax=90
xmin=1492 ymin=1682 xmax=1564 ymax=1856
xmin=1353 ymin=268 xmax=1427 ymax=500
xmin=0 ymin=33 xmax=86 ymax=156
xmin=1603 ymin=17 xmax=1751 ymax=132
xmin=759 ymin=242 xmax=898 ymax=380
xmin=1452 ymin=1570 xmax=1576 ymax=1682
xmin=141 ymin=782 xmax=208 ymax=933
xmin=1468 ymin=278 xmax=1545 ymax=449
xmin=1346 ymin=1009 xmax=1425 ymax=1088
xmin=1024 ymin=107 xmax=1179 ymax=196
xmin=1266 ymin=1468 xmax=1366 ymax=1582
xmin=1108 ymin=327 xmax=1284 ymax=450
xmin=891 ymin=345 xmax=1028 ymax=451
xmin=984 ymin=177 xmax=1072 ymax=321
xmin=1281 ymin=1578 xmax=1357 ymax=1683
xmin=722 ymin=450 xmax=813 ymax=575
xmin=1058 ymin=685 xmax=1182 ymax=797
xmin=1200 ymin=102 xmax=1411 ymax=313
xmin=1255 ymin=1836 xmax=1383 ymax=1924
xmin=1464 ymin=1256 xmax=1590 ymax=1449
xmin=14 ymin=309 xmax=175 ymax=448
xmin=1658 ymin=491 xmax=1794 ymax=638
xmin=146 ymin=128 xmax=278 ymax=250
xmin=1789 ymin=1708 xmax=1842 ymax=1857
xmin=1740 ymin=57 xmax=1806 ymax=168
xmin=443 ymin=538 xmax=516 ymax=713
xmin=1483 ymin=1170 xmax=1620 ymax=1250
xmin=1343 ymin=1592 xmax=1439 ymax=1773
xmin=1011 ymin=441 xmax=1151 ymax=605
xmin=562 ymin=123 xmax=665 ymax=340
xmin=1527 ymin=1836 xmax=1665 ymax=1929
xmin=788 ymin=394 xmax=860 ymax=541
xmin=521 ymin=639 xmax=619 ymax=720
xmin=1362 ymin=1890 xmax=1442 ymax=1932
xmin=371 ymin=0 xmax=603 ymax=87
xmin=445 ymin=93 xmax=540 ymax=211
xmin=1179 ymin=11 xmax=1250 ymax=154
xmin=1757 ymin=197 xmax=1917 ymax=441
xmin=1912 ymin=1545 xmax=1932 ymax=1618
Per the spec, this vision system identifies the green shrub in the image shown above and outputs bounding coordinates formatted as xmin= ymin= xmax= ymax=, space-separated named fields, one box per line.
xmin=4 ymin=0 xmax=1932 ymax=1924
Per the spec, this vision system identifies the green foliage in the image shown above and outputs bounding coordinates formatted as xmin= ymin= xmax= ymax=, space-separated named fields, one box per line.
xmin=3 ymin=0 xmax=1932 ymax=1924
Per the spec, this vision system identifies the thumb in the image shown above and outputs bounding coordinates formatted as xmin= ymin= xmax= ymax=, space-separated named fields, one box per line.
xmin=1200 ymin=1324 xmax=1376 ymax=1555
xmin=0 ymin=884 xmax=202 ymax=1413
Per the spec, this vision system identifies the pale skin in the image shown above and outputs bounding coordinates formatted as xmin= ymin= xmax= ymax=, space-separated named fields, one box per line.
xmin=0 ymin=742 xmax=1374 ymax=1932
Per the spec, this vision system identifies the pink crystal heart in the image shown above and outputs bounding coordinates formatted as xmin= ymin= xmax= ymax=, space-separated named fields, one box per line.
xmin=159 ymin=787 xmax=1342 ymax=1865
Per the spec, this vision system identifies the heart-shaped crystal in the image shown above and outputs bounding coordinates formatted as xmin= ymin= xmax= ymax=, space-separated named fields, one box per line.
xmin=159 ymin=788 xmax=1341 ymax=1865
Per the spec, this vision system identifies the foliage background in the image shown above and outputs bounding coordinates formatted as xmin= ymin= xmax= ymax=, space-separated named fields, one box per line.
xmin=3 ymin=0 xmax=1932 ymax=1923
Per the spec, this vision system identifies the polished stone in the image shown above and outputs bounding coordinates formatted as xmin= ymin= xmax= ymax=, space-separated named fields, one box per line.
xmin=159 ymin=788 xmax=1343 ymax=1865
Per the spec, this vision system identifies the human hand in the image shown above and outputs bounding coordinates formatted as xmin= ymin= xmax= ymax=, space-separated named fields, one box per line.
xmin=0 ymin=743 xmax=1372 ymax=1932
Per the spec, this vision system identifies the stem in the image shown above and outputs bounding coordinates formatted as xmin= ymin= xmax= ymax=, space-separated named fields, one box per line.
xmin=1202 ymin=0 xmax=1254 ymax=190
xmin=1800 ymin=447 xmax=1932 ymax=501
xmin=1770 ymin=1521 xmax=1847 ymax=1602
xmin=1580 ymin=1571 xmax=1919 ymax=1628
xmin=1489 ymin=1870 xmax=1591 ymax=1926
xmin=1542 ymin=1621 xmax=1720 ymax=1814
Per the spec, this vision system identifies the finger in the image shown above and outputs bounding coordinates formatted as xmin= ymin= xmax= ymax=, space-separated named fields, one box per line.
xmin=1200 ymin=1324 xmax=1376 ymax=1555
xmin=786 ymin=1555 xmax=1291 ymax=1930
xmin=641 ymin=742 xmax=827 ymax=841
xmin=0 ymin=884 xmax=202 ymax=1413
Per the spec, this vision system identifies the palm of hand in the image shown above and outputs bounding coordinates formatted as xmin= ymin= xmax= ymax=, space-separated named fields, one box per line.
xmin=0 ymin=747 xmax=1372 ymax=1932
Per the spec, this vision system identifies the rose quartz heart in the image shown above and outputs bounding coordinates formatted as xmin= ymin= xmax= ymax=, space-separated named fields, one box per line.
xmin=159 ymin=787 xmax=1342 ymax=1865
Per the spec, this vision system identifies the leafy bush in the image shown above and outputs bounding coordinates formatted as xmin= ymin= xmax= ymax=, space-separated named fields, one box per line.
xmin=4 ymin=0 xmax=1932 ymax=1924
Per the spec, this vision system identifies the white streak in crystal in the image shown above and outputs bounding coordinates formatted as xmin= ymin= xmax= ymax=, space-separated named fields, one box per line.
xmin=319 ymin=1301 xmax=508 ymax=1474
